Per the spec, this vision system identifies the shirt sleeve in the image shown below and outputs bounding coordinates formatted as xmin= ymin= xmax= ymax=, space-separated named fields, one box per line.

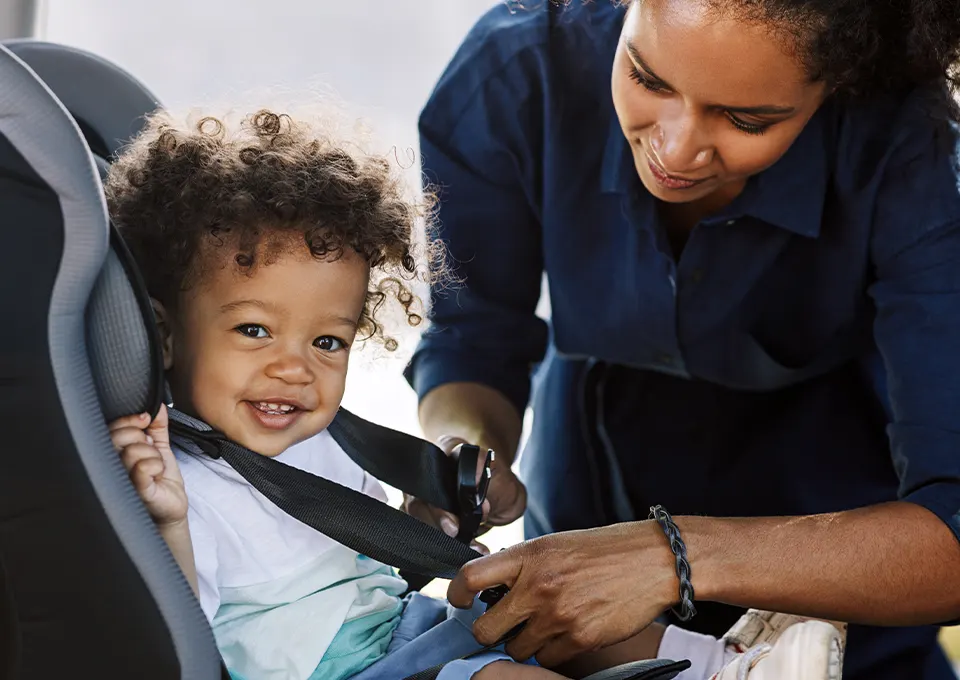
xmin=185 ymin=494 xmax=222 ymax=623
xmin=404 ymin=12 xmax=550 ymax=415
xmin=868 ymin=99 xmax=960 ymax=548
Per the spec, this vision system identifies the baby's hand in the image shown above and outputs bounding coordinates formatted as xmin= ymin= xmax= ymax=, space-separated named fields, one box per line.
xmin=108 ymin=405 xmax=188 ymax=527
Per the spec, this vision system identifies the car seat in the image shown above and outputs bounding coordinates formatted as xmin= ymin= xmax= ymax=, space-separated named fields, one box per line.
xmin=0 ymin=39 xmax=225 ymax=680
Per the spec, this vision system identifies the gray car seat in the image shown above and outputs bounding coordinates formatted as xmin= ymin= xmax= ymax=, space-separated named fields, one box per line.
xmin=0 ymin=40 xmax=225 ymax=679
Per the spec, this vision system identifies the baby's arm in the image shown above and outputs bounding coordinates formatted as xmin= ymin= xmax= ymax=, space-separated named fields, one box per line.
xmin=108 ymin=405 xmax=199 ymax=597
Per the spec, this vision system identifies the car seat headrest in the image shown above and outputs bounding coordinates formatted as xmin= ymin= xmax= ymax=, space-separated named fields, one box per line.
xmin=3 ymin=39 xmax=160 ymax=162
xmin=87 ymin=229 xmax=166 ymax=422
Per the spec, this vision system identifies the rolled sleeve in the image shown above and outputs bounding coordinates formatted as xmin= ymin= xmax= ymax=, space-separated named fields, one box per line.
xmin=868 ymin=112 xmax=960 ymax=545
xmin=406 ymin=13 xmax=550 ymax=414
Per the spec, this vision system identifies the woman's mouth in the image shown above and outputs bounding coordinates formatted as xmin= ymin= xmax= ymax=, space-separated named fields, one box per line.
xmin=244 ymin=401 xmax=305 ymax=430
xmin=645 ymin=156 xmax=709 ymax=191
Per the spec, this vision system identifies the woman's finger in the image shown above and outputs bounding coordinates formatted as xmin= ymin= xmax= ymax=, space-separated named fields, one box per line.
xmin=448 ymin=548 xmax=523 ymax=608
xmin=503 ymin=616 xmax=562 ymax=664
xmin=403 ymin=496 xmax=461 ymax=537
xmin=470 ymin=540 xmax=491 ymax=556
xmin=534 ymin=630 xmax=603 ymax=669
xmin=470 ymin=580 xmax=536 ymax=648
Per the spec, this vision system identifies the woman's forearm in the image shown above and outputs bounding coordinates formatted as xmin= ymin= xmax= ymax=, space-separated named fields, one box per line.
xmin=418 ymin=381 xmax=524 ymax=465
xmin=679 ymin=501 xmax=960 ymax=625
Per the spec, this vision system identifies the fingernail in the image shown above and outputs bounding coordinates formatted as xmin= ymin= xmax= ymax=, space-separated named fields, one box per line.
xmin=140 ymin=413 xmax=150 ymax=421
xmin=440 ymin=518 xmax=458 ymax=537
xmin=146 ymin=435 xmax=154 ymax=445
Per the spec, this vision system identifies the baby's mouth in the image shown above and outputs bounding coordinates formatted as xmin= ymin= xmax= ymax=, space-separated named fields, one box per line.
xmin=251 ymin=402 xmax=299 ymax=415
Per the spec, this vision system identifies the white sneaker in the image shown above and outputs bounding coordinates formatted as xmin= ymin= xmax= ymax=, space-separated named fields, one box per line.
xmin=712 ymin=618 xmax=844 ymax=680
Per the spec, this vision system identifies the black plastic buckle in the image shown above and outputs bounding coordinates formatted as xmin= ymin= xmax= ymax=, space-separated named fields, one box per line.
xmin=167 ymin=419 xmax=227 ymax=459
xmin=455 ymin=444 xmax=493 ymax=545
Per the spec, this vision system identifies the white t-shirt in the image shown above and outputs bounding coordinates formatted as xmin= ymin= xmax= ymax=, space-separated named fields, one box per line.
xmin=175 ymin=430 xmax=408 ymax=680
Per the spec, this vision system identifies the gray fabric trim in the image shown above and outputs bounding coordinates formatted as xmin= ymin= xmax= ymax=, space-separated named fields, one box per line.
xmin=0 ymin=44 xmax=221 ymax=678
xmin=87 ymin=249 xmax=153 ymax=424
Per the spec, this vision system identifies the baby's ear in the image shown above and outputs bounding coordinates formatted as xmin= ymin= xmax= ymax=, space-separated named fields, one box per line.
xmin=150 ymin=298 xmax=174 ymax=370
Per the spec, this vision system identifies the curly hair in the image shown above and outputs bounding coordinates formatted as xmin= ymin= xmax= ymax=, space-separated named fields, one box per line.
xmin=105 ymin=108 xmax=441 ymax=350
xmin=576 ymin=0 xmax=960 ymax=119
xmin=704 ymin=0 xmax=960 ymax=112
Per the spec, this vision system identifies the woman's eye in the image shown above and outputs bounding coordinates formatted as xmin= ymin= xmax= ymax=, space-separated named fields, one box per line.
xmin=628 ymin=66 xmax=669 ymax=94
xmin=726 ymin=113 xmax=770 ymax=136
xmin=314 ymin=336 xmax=346 ymax=352
xmin=235 ymin=324 xmax=269 ymax=339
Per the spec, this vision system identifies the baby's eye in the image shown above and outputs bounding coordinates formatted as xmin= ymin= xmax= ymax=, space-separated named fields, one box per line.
xmin=314 ymin=336 xmax=346 ymax=352
xmin=235 ymin=324 xmax=269 ymax=339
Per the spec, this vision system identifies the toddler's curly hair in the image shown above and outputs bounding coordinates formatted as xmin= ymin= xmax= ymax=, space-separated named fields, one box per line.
xmin=105 ymin=108 xmax=438 ymax=350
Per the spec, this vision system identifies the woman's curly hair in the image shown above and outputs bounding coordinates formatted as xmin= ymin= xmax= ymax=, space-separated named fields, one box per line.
xmin=707 ymin=0 xmax=960 ymax=112
xmin=602 ymin=0 xmax=960 ymax=117
xmin=106 ymin=108 xmax=441 ymax=350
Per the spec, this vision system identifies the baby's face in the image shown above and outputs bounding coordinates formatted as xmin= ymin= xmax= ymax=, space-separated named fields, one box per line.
xmin=164 ymin=244 xmax=369 ymax=456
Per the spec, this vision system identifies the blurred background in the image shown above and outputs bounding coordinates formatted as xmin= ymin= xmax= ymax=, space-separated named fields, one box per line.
xmin=5 ymin=0 xmax=958 ymax=666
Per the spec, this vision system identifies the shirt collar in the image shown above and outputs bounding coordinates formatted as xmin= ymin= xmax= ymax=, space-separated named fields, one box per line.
xmin=600 ymin=108 xmax=830 ymax=238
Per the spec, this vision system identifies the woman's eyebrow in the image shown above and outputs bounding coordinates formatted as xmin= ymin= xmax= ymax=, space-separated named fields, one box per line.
xmin=625 ymin=39 xmax=675 ymax=89
xmin=624 ymin=39 xmax=797 ymax=116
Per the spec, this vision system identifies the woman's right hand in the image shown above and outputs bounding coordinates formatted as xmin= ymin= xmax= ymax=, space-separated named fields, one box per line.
xmin=402 ymin=434 xmax=528 ymax=551
xmin=108 ymin=404 xmax=188 ymax=527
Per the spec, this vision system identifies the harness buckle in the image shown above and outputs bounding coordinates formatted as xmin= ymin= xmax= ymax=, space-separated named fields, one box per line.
xmin=455 ymin=444 xmax=493 ymax=544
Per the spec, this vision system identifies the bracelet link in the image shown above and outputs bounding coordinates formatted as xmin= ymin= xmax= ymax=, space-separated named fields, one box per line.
xmin=649 ymin=504 xmax=697 ymax=622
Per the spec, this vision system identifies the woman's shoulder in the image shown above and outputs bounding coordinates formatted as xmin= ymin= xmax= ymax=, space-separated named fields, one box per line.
xmin=451 ymin=1 xmax=624 ymax=64
xmin=830 ymin=89 xmax=960 ymax=241
xmin=825 ymin=89 xmax=960 ymax=266
xmin=833 ymin=88 xmax=959 ymax=185
xmin=422 ymin=1 xmax=624 ymax=125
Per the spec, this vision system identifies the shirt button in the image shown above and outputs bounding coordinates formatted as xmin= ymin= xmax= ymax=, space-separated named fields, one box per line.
xmin=725 ymin=219 xmax=736 ymax=226
xmin=656 ymin=353 xmax=674 ymax=366
xmin=689 ymin=269 xmax=704 ymax=284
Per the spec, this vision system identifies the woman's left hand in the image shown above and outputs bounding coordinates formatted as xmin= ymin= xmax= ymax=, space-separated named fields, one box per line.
xmin=447 ymin=522 xmax=680 ymax=668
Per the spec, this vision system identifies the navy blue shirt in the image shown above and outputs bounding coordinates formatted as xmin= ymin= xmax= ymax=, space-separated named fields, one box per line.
xmin=406 ymin=3 xmax=960 ymax=677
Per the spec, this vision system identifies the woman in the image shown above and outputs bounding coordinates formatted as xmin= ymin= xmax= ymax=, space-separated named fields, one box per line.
xmin=403 ymin=0 xmax=960 ymax=678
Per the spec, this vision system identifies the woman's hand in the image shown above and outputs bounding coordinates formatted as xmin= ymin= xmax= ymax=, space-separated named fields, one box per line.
xmin=402 ymin=434 xmax=527 ymax=553
xmin=108 ymin=404 xmax=188 ymax=528
xmin=447 ymin=522 xmax=678 ymax=668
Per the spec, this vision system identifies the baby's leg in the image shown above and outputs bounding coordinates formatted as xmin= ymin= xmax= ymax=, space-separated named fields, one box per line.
xmin=553 ymin=622 xmax=667 ymax=678
xmin=472 ymin=623 xmax=667 ymax=680
xmin=474 ymin=661 xmax=569 ymax=679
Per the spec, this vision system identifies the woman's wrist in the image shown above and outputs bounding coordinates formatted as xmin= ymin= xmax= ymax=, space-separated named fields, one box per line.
xmin=672 ymin=515 xmax=739 ymax=606
xmin=628 ymin=520 xmax=686 ymax=612
xmin=418 ymin=382 xmax=523 ymax=466
xmin=633 ymin=513 xmax=740 ymax=615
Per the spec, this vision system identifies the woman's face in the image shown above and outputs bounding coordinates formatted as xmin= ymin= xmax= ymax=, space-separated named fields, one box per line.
xmin=612 ymin=0 xmax=828 ymax=208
